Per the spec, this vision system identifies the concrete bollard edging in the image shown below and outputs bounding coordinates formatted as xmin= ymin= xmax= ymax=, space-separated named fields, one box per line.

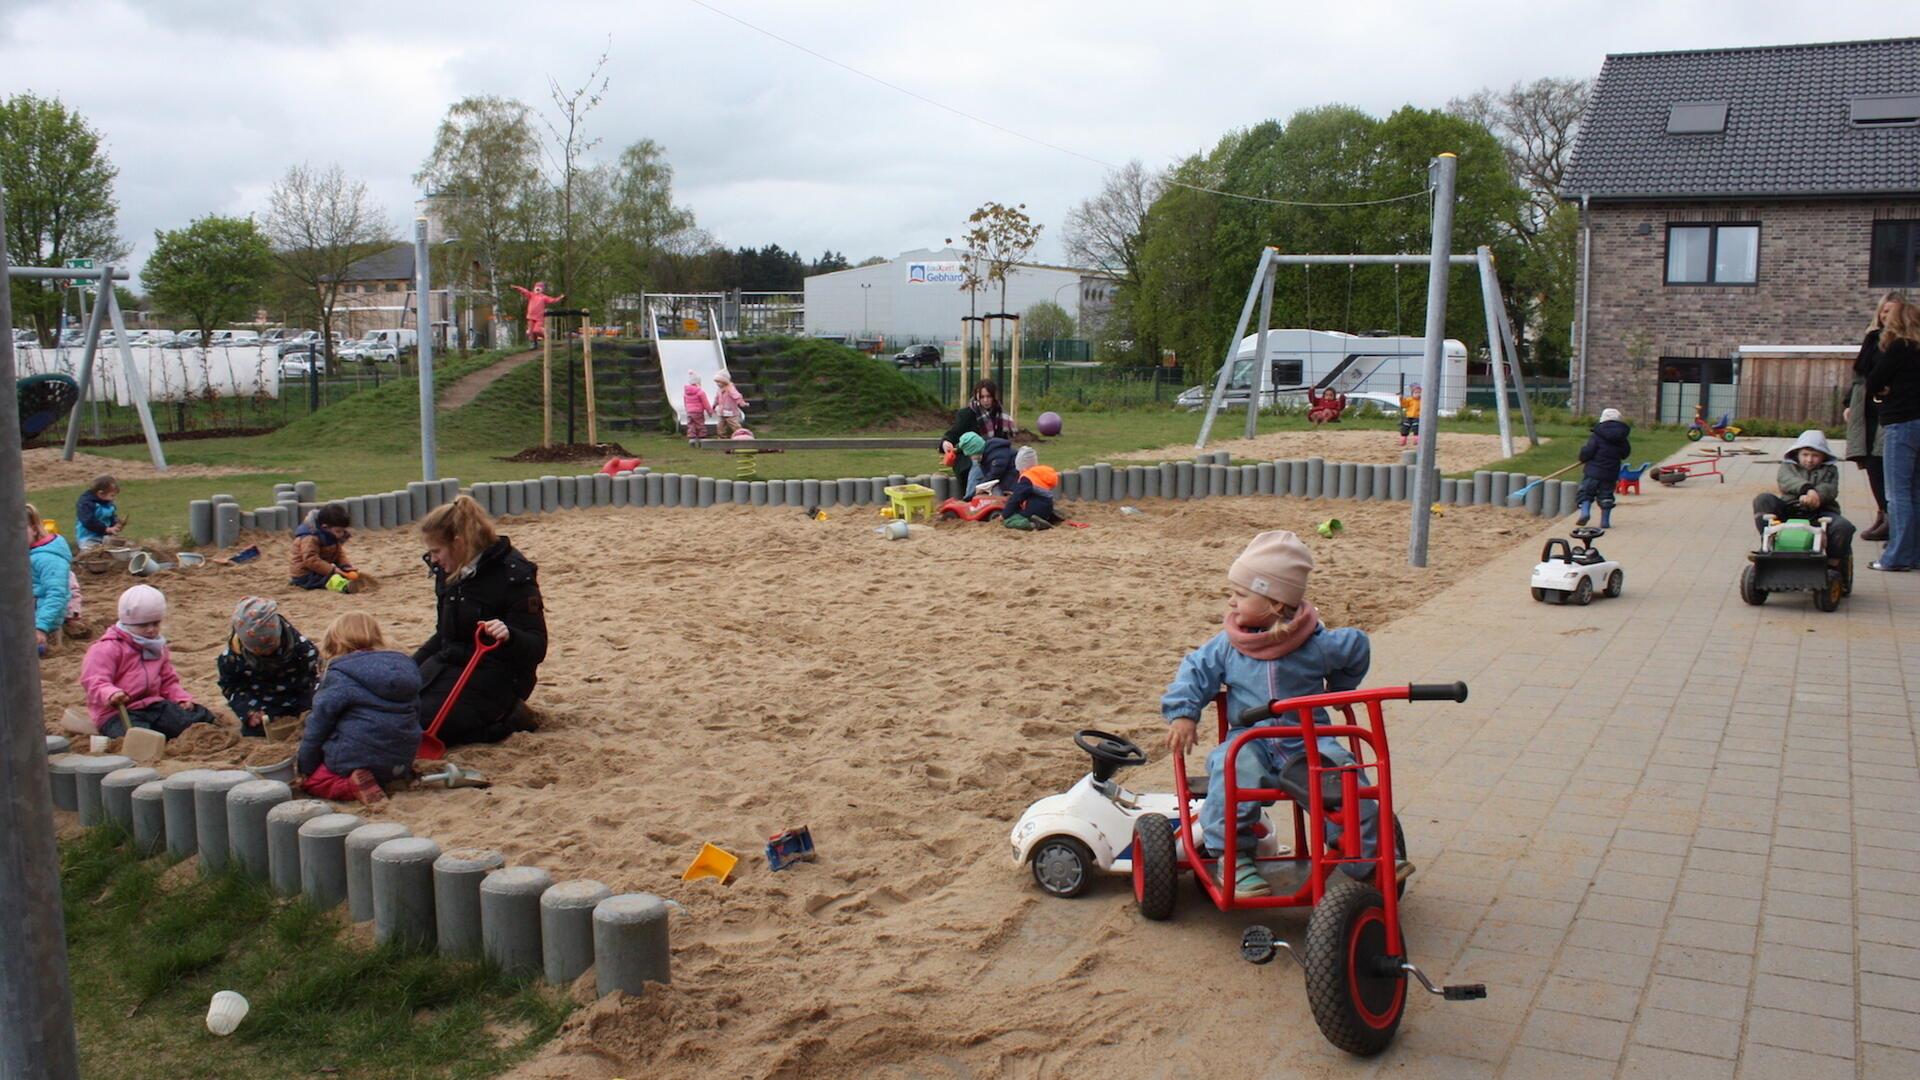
xmin=193 ymin=770 xmax=253 ymax=874
xmin=434 ymin=848 xmax=506 ymax=957
xmin=593 ymin=893 xmax=672 ymax=996
xmin=226 ymin=779 xmax=293 ymax=882
xmin=345 ymin=822 xmax=413 ymax=922
xmin=372 ymin=837 xmax=443 ymax=950
xmin=541 ymin=879 xmax=613 ymax=985
xmin=74 ymin=754 xmax=134 ymax=827
xmin=298 ymin=813 xmax=362 ymax=910
xmin=266 ymin=800 xmax=331 ymax=897
xmin=131 ymin=780 xmax=168 ymax=854
xmin=481 ymin=866 xmax=555 ymax=978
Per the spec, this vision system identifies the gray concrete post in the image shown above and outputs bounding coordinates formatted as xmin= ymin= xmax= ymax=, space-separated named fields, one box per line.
xmin=542 ymin=879 xmax=613 ymax=985
xmin=593 ymin=473 xmax=612 ymax=506
xmin=816 ymin=482 xmax=837 ymax=508
xmin=931 ymin=474 xmax=952 ymax=500
xmin=594 ymin=893 xmax=672 ymax=995
xmin=1306 ymin=457 xmax=1325 ymax=498
xmin=1559 ymin=480 xmax=1580 ymax=516
xmin=45 ymin=735 xmax=68 ymax=757
xmin=1525 ymin=477 xmax=1546 ymax=515
xmin=628 ymin=475 xmax=646 ymax=506
xmin=698 ymin=476 xmax=717 ymax=507
xmin=188 ymin=500 xmax=214 ymax=546
xmin=295 ymin=481 xmax=318 ymax=502
xmin=161 ymin=768 xmax=216 ymax=857
xmin=1439 ymin=478 xmax=1459 ymax=504
xmin=48 ymin=753 xmax=81 ymax=812
xmin=131 ymin=781 xmax=167 ymax=854
xmin=1540 ymin=479 xmax=1562 ymax=518
xmin=1222 ymin=465 xmax=1240 ymax=497
xmin=1157 ymin=461 xmax=1176 ymax=498
xmin=1354 ymin=464 xmax=1374 ymax=501
xmin=380 ymin=492 xmax=400 ymax=528
xmin=481 ymin=866 xmax=554 ymax=978
xmin=346 ymin=822 xmax=413 ymax=922
xmin=1208 ymin=464 xmax=1228 ymax=497
xmin=608 ymin=476 xmax=627 ymax=508
xmin=504 ymin=480 xmax=524 ymax=516
xmin=226 ymin=779 xmax=291 ymax=881
xmin=1174 ymin=461 xmax=1193 ymax=499
xmin=74 ymin=754 xmax=134 ymax=827
xmin=194 ymin=770 xmax=252 ymax=874
xmin=100 ymin=766 xmax=158 ymax=830
xmin=801 ymin=479 xmax=820 ymax=508
xmin=851 ymin=478 xmax=870 ymax=504
xmin=1470 ymin=471 xmax=1490 ymax=504
xmin=1256 ymin=462 xmax=1276 ymax=495
xmin=750 ymin=481 xmax=768 ymax=506
xmin=1341 ymin=463 xmax=1361 ymax=500
xmin=1489 ymin=472 xmax=1511 ymax=504
xmin=298 ymin=813 xmax=361 ymax=910
xmin=836 ymin=478 xmax=856 ymax=505
xmin=1056 ymin=471 xmax=1076 ymax=500
xmin=538 ymin=475 xmax=558 ymax=511
xmin=785 ymin=479 xmax=804 ymax=505
xmin=266 ymin=799 xmax=330 ymax=896
xmin=638 ymin=472 xmax=658 ymax=506
xmin=372 ymin=837 xmax=442 ymax=950
xmin=660 ymin=473 xmax=681 ymax=507
xmin=1142 ymin=465 xmax=1161 ymax=499
xmin=558 ymin=475 xmax=577 ymax=509
xmin=1376 ymin=465 xmax=1394 ymax=501
xmin=715 ymin=478 xmax=733 ymax=504
xmin=1094 ymin=463 xmax=1114 ymax=501
xmin=214 ymin=502 xmax=241 ymax=548
xmin=433 ymin=848 xmax=505 ymax=957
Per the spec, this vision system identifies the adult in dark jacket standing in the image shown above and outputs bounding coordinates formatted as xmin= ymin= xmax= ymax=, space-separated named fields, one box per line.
xmin=413 ymin=495 xmax=548 ymax=744
xmin=1865 ymin=299 xmax=1920 ymax=571
xmin=1845 ymin=292 xmax=1903 ymax=541
xmin=1576 ymin=408 xmax=1632 ymax=528
xmin=941 ymin=379 xmax=1014 ymax=491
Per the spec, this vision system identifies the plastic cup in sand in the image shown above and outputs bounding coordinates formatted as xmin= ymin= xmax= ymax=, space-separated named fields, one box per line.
xmin=89 ymin=735 xmax=111 ymax=754
xmin=205 ymin=990 xmax=249 ymax=1036
xmin=1316 ymin=518 xmax=1343 ymax=539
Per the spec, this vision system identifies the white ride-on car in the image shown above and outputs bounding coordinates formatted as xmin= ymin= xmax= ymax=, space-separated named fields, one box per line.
xmin=1529 ymin=526 xmax=1623 ymax=605
xmin=1010 ymin=729 xmax=1286 ymax=897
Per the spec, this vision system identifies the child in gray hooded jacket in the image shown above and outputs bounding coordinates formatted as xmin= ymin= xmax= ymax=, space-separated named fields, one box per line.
xmin=1752 ymin=430 xmax=1854 ymax=562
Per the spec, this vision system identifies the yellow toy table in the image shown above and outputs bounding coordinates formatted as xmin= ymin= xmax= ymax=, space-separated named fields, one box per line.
xmin=883 ymin=484 xmax=936 ymax=524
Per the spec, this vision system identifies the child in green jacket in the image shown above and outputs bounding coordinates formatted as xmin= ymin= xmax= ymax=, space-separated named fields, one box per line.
xmin=1752 ymin=430 xmax=1854 ymax=561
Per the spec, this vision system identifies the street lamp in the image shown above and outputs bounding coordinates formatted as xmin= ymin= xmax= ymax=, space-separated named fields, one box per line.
xmin=860 ymin=282 xmax=872 ymax=343
xmin=1050 ymin=280 xmax=1077 ymax=364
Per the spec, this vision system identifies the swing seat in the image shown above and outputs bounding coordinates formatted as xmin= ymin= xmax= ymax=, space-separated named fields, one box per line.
xmin=17 ymin=374 xmax=79 ymax=443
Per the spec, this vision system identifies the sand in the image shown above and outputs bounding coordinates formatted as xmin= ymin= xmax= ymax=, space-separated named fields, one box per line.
xmin=38 ymin=496 xmax=1543 ymax=1078
xmin=22 ymin=447 xmax=254 ymax=489
xmin=1108 ymin=429 xmax=1534 ymax=471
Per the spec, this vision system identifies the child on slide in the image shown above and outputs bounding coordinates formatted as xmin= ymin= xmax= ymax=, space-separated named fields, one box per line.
xmin=1161 ymin=531 xmax=1382 ymax=899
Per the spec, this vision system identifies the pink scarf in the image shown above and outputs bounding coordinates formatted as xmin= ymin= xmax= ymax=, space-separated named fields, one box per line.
xmin=1224 ymin=601 xmax=1319 ymax=661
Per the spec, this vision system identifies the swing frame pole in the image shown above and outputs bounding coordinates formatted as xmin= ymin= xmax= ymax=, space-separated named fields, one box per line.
xmin=1195 ymin=247 xmax=1275 ymax=449
xmin=1474 ymin=245 xmax=1516 ymax=459
xmin=1408 ymin=154 xmax=1459 ymax=569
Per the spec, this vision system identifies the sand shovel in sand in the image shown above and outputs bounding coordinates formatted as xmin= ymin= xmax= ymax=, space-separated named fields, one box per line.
xmin=417 ymin=625 xmax=503 ymax=762
xmin=417 ymin=762 xmax=492 ymax=789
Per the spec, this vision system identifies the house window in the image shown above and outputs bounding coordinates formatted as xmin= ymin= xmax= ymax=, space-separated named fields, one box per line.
xmin=1870 ymin=221 xmax=1920 ymax=288
xmin=383 ymin=282 xmax=400 ymax=293
xmin=1665 ymin=223 xmax=1759 ymax=285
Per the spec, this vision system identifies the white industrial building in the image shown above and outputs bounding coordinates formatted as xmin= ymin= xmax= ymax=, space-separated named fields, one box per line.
xmin=803 ymin=248 xmax=1117 ymax=343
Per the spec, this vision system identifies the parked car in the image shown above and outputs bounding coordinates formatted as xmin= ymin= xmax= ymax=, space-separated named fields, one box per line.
xmin=337 ymin=335 xmax=398 ymax=364
xmin=276 ymin=331 xmax=335 ymax=358
xmin=893 ymin=344 xmax=942 ymax=368
xmin=279 ymin=349 xmax=323 ymax=380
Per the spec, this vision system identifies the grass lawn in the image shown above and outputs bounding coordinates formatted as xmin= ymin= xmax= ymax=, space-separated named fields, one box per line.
xmin=39 ymin=343 xmax=1699 ymax=543
xmin=62 ymin=828 xmax=571 ymax=1080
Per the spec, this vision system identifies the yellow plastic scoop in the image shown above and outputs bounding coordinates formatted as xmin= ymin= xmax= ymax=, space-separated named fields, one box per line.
xmin=681 ymin=842 xmax=739 ymax=885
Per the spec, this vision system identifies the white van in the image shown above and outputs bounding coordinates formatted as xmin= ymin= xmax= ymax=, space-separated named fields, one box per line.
xmin=1176 ymin=329 xmax=1468 ymax=416
xmin=367 ymin=329 xmax=417 ymax=351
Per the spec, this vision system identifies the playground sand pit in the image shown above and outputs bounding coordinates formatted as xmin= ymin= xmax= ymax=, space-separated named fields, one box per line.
xmin=20 ymin=447 xmax=254 ymax=488
xmin=37 ymin=499 xmax=1541 ymax=1078
xmin=1108 ymin=428 xmax=1532 ymax=471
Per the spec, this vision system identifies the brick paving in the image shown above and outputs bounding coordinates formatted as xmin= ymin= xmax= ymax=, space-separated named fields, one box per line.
xmin=1356 ymin=438 xmax=1920 ymax=1078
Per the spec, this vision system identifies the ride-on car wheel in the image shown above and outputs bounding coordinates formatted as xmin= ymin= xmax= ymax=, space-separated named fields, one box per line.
xmin=939 ymin=509 xmax=959 ymax=520
xmin=1739 ymin=564 xmax=1766 ymax=606
xmin=1304 ymin=877 xmax=1406 ymax=1056
xmin=1573 ymin=577 xmax=1594 ymax=606
xmin=1604 ymin=569 xmax=1624 ymax=598
xmin=1530 ymin=587 xmax=1545 ymax=603
xmin=1814 ymin=573 xmax=1842 ymax=612
xmin=1030 ymin=836 xmax=1095 ymax=898
xmin=1842 ymin=556 xmax=1854 ymax=596
xmin=1132 ymin=813 xmax=1177 ymax=921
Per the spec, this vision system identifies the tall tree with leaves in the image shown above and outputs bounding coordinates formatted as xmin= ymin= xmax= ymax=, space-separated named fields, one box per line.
xmin=1065 ymin=159 xmax=1165 ymax=365
xmin=415 ymin=95 xmax=548 ymax=342
xmin=262 ymin=163 xmax=391 ymax=372
xmin=1 ymin=92 xmax=128 ymax=343
xmin=571 ymin=138 xmax=698 ymax=314
xmin=141 ymin=215 xmax=275 ymax=347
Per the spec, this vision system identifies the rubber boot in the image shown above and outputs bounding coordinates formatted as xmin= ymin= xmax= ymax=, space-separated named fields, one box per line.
xmin=1576 ymin=500 xmax=1591 ymax=526
xmin=1600 ymin=505 xmax=1613 ymax=529
xmin=1862 ymin=510 xmax=1889 ymax=542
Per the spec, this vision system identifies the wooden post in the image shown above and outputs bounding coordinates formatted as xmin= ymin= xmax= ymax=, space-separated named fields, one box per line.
xmin=1009 ymin=314 xmax=1022 ymax=427
xmin=581 ymin=312 xmax=597 ymax=446
xmin=541 ymin=323 xmax=553 ymax=447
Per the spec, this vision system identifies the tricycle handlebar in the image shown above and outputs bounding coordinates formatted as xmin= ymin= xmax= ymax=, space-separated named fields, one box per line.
xmin=1238 ymin=682 xmax=1468 ymax=726
xmin=1409 ymin=681 xmax=1469 ymax=703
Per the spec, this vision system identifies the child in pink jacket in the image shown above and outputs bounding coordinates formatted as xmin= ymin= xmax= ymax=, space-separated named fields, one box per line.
xmin=683 ymin=371 xmax=712 ymax=444
xmin=79 ymin=584 xmax=215 ymax=738
xmin=711 ymin=371 xmax=747 ymax=437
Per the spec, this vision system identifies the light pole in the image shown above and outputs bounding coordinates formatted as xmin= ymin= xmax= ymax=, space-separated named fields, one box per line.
xmin=860 ymin=282 xmax=871 ymax=343
xmin=1050 ymin=280 xmax=1077 ymax=363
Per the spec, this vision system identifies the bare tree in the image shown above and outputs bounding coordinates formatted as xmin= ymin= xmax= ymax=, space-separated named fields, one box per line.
xmin=1448 ymin=77 xmax=1590 ymax=240
xmin=262 ymin=163 xmax=391 ymax=373
xmin=1064 ymin=159 xmax=1164 ymax=283
xmin=950 ymin=201 xmax=1043 ymax=315
xmin=539 ymin=46 xmax=611 ymax=307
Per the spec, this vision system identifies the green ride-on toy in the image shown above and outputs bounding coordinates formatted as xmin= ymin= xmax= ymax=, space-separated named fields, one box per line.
xmin=1741 ymin=516 xmax=1851 ymax=611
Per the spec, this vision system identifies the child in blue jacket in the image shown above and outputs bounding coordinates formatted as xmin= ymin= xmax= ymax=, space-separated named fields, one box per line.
xmin=298 ymin=612 xmax=422 ymax=806
xmin=74 ymin=475 xmax=124 ymax=550
xmin=1162 ymin=530 xmax=1381 ymax=898
xmin=27 ymin=504 xmax=75 ymax=656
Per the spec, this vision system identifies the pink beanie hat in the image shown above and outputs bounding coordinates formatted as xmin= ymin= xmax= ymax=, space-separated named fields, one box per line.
xmin=1227 ymin=531 xmax=1314 ymax=607
xmin=118 ymin=584 xmax=167 ymax=624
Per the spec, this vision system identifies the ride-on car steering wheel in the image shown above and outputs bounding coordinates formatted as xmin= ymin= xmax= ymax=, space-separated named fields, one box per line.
xmin=1074 ymin=729 xmax=1148 ymax=782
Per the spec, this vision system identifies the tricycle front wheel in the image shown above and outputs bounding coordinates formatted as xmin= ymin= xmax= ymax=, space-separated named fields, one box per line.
xmin=1304 ymin=877 xmax=1406 ymax=1056
xmin=1132 ymin=813 xmax=1177 ymax=921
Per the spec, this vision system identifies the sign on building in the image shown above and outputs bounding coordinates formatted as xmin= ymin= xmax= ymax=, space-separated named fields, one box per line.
xmin=906 ymin=260 xmax=967 ymax=285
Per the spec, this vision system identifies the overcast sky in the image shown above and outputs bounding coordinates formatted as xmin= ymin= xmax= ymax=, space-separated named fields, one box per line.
xmin=0 ymin=0 xmax=1896 ymax=280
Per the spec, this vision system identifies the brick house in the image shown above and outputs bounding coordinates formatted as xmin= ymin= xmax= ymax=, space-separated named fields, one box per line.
xmin=329 ymin=242 xmax=493 ymax=346
xmin=1564 ymin=37 xmax=1920 ymax=426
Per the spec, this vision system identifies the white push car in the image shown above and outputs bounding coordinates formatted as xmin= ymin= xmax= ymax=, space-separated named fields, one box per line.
xmin=1529 ymin=526 xmax=1623 ymax=606
xmin=1009 ymin=730 xmax=1286 ymax=898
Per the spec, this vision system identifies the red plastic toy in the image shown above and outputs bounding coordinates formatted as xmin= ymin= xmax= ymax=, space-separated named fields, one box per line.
xmin=416 ymin=626 xmax=502 ymax=761
xmin=1686 ymin=402 xmax=1742 ymax=442
xmin=1131 ymin=682 xmax=1483 ymax=1055
xmin=601 ymin=456 xmax=643 ymax=476
xmin=1306 ymin=387 xmax=1348 ymax=424
xmin=937 ymin=493 xmax=1006 ymax=522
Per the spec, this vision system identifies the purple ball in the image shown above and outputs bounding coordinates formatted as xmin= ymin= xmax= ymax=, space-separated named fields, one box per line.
xmin=1037 ymin=411 xmax=1063 ymax=437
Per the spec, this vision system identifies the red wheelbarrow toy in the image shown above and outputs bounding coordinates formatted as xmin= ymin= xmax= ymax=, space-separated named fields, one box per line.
xmin=1131 ymin=682 xmax=1484 ymax=1055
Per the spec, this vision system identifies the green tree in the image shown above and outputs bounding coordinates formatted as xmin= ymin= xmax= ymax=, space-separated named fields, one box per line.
xmin=950 ymin=200 xmax=1043 ymax=319
xmin=415 ymin=95 xmax=549 ymax=343
xmin=262 ymin=162 xmax=391 ymax=372
xmin=140 ymin=215 xmax=275 ymax=347
xmin=1 ymin=92 xmax=127 ymax=343
xmin=1022 ymin=300 xmax=1075 ymax=345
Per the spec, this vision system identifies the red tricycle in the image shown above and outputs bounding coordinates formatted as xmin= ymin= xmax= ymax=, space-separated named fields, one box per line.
xmin=1131 ymin=682 xmax=1484 ymax=1055
xmin=1687 ymin=403 xmax=1742 ymax=442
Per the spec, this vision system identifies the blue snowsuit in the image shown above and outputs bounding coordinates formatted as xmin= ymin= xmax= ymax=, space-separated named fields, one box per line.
xmin=299 ymin=650 xmax=423 ymax=782
xmin=1161 ymin=625 xmax=1381 ymax=877
xmin=964 ymin=437 xmax=1018 ymax=497
xmin=74 ymin=489 xmax=121 ymax=547
xmin=28 ymin=534 xmax=73 ymax=634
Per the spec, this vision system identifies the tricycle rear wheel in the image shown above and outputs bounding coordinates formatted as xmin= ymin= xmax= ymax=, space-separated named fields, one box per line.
xmin=1304 ymin=877 xmax=1406 ymax=1056
xmin=1132 ymin=813 xmax=1177 ymax=921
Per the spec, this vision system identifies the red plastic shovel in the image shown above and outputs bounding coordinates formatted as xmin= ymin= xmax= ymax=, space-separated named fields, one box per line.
xmin=417 ymin=625 xmax=502 ymax=762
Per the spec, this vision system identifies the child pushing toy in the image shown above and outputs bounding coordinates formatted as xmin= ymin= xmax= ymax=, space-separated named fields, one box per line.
xmin=298 ymin=613 xmax=423 ymax=806
xmin=216 ymin=597 xmax=322 ymax=737
xmin=1753 ymin=430 xmax=1855 ymax=562
xmin=1162 ymin=531 xmax=1380 ymax=899
xmin=1576 ymin=408 xmax=1632 ymax=527
xmin=80 ymin=584 xmax=215 ymax=738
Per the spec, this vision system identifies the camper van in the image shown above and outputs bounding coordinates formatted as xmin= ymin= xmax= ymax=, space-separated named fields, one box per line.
xmin=1175 ymin=330 xmax=1468 ymax=416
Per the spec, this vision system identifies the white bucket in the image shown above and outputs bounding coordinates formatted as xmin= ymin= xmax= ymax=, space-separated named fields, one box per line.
xmin=205 ymin=990 xmax=249 ymax=1036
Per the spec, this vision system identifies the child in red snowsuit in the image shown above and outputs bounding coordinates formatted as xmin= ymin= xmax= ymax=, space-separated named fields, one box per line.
xmin=511 ymin=282 xmax=563 ymax=343
xmin=683 ymin=371 xmax=712 ymax=443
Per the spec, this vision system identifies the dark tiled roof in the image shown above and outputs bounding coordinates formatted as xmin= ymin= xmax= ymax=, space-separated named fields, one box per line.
xmin=1564 ymin=37 xmax=1920 ymax=199
xmin=338 ymin=244 xmax=414 ymax=282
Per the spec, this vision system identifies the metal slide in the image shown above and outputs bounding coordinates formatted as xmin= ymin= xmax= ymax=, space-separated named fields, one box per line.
xmin=648 ymin=297 xmax=730 ymax=428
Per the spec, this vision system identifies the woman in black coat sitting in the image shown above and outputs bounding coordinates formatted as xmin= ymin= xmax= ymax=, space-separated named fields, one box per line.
xmin=413 ymin=495 xmax=548 ymax=745
xmin=941 ymin=378 xmax=1015 ymax=491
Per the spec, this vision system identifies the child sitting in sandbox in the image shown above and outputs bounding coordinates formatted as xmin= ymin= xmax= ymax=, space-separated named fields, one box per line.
xmin=80 ymin=584 xmax=216 ymax=738
xmin=216 ymin=597 xmax=321 ymax=737
xmin=1161 ymin=531 xmax=1381 ymax=899
xmin=298 ymin=613 xmax=422 ymax=806
xmin=290 ymin=503 xmax=357 ymax=591
xmin=1002 ymin=447 xmax=1063 ymax=530
xmin=958 ymin=431 xmax=1018 ymax=498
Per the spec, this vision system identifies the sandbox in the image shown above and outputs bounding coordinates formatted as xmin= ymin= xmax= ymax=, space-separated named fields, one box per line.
xmin=39 ymin=498 xmax=1543 ymax=1077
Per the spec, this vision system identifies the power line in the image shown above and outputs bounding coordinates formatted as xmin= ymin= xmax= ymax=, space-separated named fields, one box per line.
xmin=683 ymin=0 xmax=1435 ymax=210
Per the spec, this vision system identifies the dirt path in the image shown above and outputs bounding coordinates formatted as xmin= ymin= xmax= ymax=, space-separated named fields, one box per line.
xmin=441 ymin=349 xmax=539 ymax=410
